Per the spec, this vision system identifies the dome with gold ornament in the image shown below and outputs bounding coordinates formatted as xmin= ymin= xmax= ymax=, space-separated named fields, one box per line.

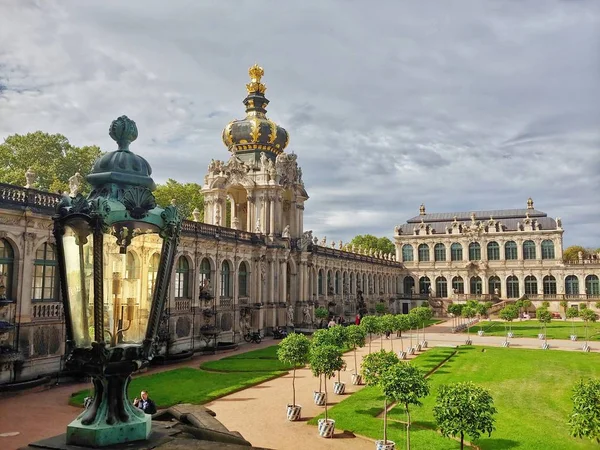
xmin=222 ymin=64 xmax=289 ymax=155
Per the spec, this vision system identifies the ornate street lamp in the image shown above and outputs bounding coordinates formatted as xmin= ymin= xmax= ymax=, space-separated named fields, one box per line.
xmin=53 ymin=116 xmax=181 ymax=447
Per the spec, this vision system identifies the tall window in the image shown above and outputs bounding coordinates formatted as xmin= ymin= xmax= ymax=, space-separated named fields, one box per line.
xmin=32 ymin=243 xmax=57 ymax=301
xmin=403 ymin=277 xmax=415 ymax=294
xmin=419 ymin=276 xmax=431 ymax=294
xmin=489 ymin=276 xmax=501 ymax=296
xmin=524 ymin=275 xmax=537 ymax=296
xmin=541 ymin=240 xmax=555 ymax=260
xmin=543 ymin=275 xmax=557 ymax=295
xmin=349 ymin=273 xmax=354 ymax=294
xmin=585 ymin=275 xmax=599 ymax=295
xmin=0 ymin=239 xmax=14 ymax=300
xmin=523 ymin=240 xmax=536 ymax=260
xmin=451 ymin=276 xmax=464 ymax=294
xmin=318 ymin=270 xmax=324 ymax=295
xmin=434 ymin=243 xmax=446 ymax=261
xmin=468 ymin=242 xmax=481 ymax=261
xmin=505 ymin=241 xmax=517 ymax=260
xmin=148 ymin=253 xmax=160 ymax=299
xmin=565 ymin=275 xmax=579 ymax=296
xmin=435 ymin=276 xmax=447 ymax=298
xmin=450 ymin=243 xmax=463 ymax=261
xmin=175 ymin=256 xmax=190 ymax=298
xmin=506 ymin=275 xmax=519 ymax=298
xmin=199 ymin=258 xmax=211 ymax=287
xmin=487 ymin=242 xmax=500 ymax=261
xmin=220 ymin=260 xmax=231 ymax=297
xmin=418 ymin=244 xmax=430 ymax=262
xmin=402 ymin=244 xmax=414 ymax=262
xmin=335 ymin=271 xmax=341 ymax=294
xmin=470 ymin=276 xmax=482 ymax=295
xmin=238 ymin=261 xmax=248 ymax=296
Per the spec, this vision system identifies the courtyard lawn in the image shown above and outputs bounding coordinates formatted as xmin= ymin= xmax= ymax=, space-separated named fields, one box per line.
xmin=70 ymin=346 xmax=287 ymax=408
xmin=471 ymin=320 xmax=600 ymax=341
xmin=388 ymin=346 xmax=600 ymax=450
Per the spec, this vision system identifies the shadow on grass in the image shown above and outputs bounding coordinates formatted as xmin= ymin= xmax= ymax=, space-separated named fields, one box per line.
xmin=478 ymin=438 xmax=520 ymax=449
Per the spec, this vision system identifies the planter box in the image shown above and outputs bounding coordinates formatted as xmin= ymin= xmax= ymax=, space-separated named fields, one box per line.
xmin=582 ymin=344 xmax=590 ymax=353
xmin=318 ymin=418 xmax=335 ymax=438
xmin=420 ymin=340 xmax=428 ymax=348
xmin=477 ymin=330 xmax=485 ymax=336
xmin=333 ymin=381 xmax=345 ymax=395
xmin=351 ymin=373 xmax=362 ymax=385
xmin=570 ymin=335 xmax=578 ymax=341
xmin=313 ymin=391 xmax=326 ymax=406
xmin=502 ymin=341 xmax=510 ymax=348
xmin=397 ymin=351 xmax=407 ymax=360
xmin=286 ymin=404 xmax=301 ymax=421
xmin=538 ymin=333 xmax=545 ymax=340
xmin=465 ymin=339 xmax=473 ymax=345
xmin=408 ymin=347 xmax=415 ymax=355
xmin=542 ymin=342 xmax=550 ymax=350
xmin=507 ymin=332 xmax=514 ymax=338
xmin=416 ymin=344 xmax=422 ymax=352
xmin=376 ymin=440 xmax=396 ymax=450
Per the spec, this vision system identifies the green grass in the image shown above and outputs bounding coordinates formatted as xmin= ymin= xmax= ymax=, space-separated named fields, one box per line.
xmin=469 ymin=320 xmax=600 ymax=341
xmin=424 ymin=319 xmax=443 ymax=327
xmin=225 ymin=345 xmax=280 ymax=360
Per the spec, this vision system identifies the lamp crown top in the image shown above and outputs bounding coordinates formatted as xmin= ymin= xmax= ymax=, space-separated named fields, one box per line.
xmin=109 ymin=115 xmax=138 ymax=151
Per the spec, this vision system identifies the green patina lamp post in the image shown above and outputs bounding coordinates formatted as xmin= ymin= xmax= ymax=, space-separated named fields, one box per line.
xmin=52 ymin=116 xmax=181 ymax=447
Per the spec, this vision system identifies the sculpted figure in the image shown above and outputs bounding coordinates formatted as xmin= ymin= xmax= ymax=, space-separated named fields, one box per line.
xmin=282 ymin=224 xmax=290 ymax=238
xmin=287 ymin=305 xmax=294 ymax=325
xmin=260 ymin=152 xmax=268 ymax=171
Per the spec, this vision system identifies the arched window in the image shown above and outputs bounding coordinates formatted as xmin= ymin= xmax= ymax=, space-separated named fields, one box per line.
xmin=327 ymin=271 xmax=333 ymax=294
xmin=450 ymin=243 xmax=463 ymax=261
xmin=523 ymin=240 xmax=536 ymax=260
xmin=335 ymin=271 xmax=341 ymax=294
xmin=487 ymin=242 xmax=500 ymax=261
xmin=199 ymin=258 xmax=211 ymax=285
xmin=318 ymin=269 xmax=324 ymax=295
xmin=148 ymin=253 xmax=160 ymax=299
xmin=349 ymin=273 xmax=354 ymax=294
xmin=543 ymin=275 xmax=557 ymax=295
xmin=402 ymin=244 xmax=414 ymax=262
xmin=434 ymin=243 xmax=446 ymax=262
xmin=469 ymin=242 xmax=481 ymax=261
xmin=419 ymin=276 xmax=431 ymax=295
xmin=506 ymin=275 xmax=519 ymax=298
xmin=435 ymin=276 xmax=448 ymax=298
xmin=126 ymin=252 xmax=139 ymax=279
xmin=470 ymin=276 xmax=482 ymax=295
xmin=586 ymin=275 xmax=599 ymax=296
xmin=220 ymin=260 xmax=231 ymax=297
xmin=238 ymin=261 xmax=248 ymax=297
xmin=489 ymin=276 xmax=501 ymax=297
xmin=175 ymin=257 xmax=190 ymax=299
xmin=32 ymin=243 xmax=57 ymax=302
xmin=541 ymin=240 xmax=555 ymax=260
xmin=505 ymin=241 xmax=517 ymax=260
xmin=403 ymin=277 xmax=415 ymax=295
xmin=418 ymin=244 xmax=430 ymax=262
xmin=565 ymin=275 xmax=579 ymax=296
xmin=451 ymin=276 xmax=464 ymax=294
xmin=0 ymin=239 xmax=14 ymax=300
xmin=524 ymin=275 xmax=537 ymax=296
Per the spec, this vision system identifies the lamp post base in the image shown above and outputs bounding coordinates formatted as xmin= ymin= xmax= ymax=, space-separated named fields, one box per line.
xmin=67 ymin=411 xmax=151 ymax=447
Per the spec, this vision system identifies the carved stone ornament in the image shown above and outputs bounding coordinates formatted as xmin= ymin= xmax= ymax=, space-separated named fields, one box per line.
xmin=68 ymin=172 xmax=84 ymax=197
xmin=122 ymin=186 xmax=157 ymax=220
xmin=25 ymin=167 xmax=36 ymax=189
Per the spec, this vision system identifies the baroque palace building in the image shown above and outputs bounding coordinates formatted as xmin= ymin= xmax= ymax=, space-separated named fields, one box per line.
xmin=0 ymin=65 xmax=402 ymax=385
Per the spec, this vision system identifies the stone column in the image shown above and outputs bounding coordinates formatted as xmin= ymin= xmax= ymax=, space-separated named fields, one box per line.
xmin=269 ymin=196 xmax=275 ymax=236
xmin=230 ymin=198 xmax=237 ymax=229
xmin=269 ymin=259 xmax=275 ymax=304
xmin=246 ymin=195 xmax=254 ymax=231
xmin=290 ymin=199 xmax=297 ymax=237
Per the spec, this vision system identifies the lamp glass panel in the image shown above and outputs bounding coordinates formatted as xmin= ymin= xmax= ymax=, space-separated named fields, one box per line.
xmin=103 ymin=226 xmax=161 ymax=346
xmin=62 ymin=220 xmax=94 ymax=348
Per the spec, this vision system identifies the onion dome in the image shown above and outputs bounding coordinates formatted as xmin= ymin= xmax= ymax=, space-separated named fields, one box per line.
xmin=222 ymin=64 xmax=289 ymax=155
xmin=87 ymin=115 xmax=156 ymax=190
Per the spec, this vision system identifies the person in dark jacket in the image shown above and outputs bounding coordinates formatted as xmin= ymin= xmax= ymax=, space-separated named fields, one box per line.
xmin=133 ymin=390 xmax=157 ymax=415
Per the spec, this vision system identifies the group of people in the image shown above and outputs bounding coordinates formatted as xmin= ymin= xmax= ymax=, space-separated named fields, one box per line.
xmin=327 ymin=316 xmax=347 ymax=328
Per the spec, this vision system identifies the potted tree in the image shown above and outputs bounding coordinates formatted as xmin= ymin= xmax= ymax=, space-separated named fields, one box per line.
xmin=394 ymin=314 xmax=409 ymax=359
xmin=314 ymin=306 xmax=329 ymax=329
xmin=537 ymin=308 xmax=552 ymax=349
xmin=567 ymin=306 xmax=579 ymax=341
xmin=309 ymin=345 xmax=345 ymax=438
xmin=328 ymin=325 xmax=348 ymax=394
xmin=361 ymin=350 xmax=401 ymax=450
xmin=462 ymin=305 xmax=477 ymax=345
xmin=380 ymin=314 xmax=396 ymax=350
xmin=476 ymin=302 xmax=489 ymax=336
xmin=522 ymin=299 xmax=532 ymax=318
xmin=580 ymin=308 xmax=597 ymax=352
xmin=560 ymin=300 xmax=569 ymax=319
xmin=277 ymin=333 xmax=310 ymax=421
xmin=310 ymin=329 xmax=334 ymax=405
xmin=406 ymin=313 xmax=420 ymax=354
xmin=360 ymin=315 xmax=380 ymax=353
xmin=345 ymin=325 xmax=366 ymax=385
xmin=447 ymin=303 xmax=463 ymax=331
xmin=416 ymin=306 xmax=433 ymax=347
xmin=499 ymin=305 xmax=518 ymax=347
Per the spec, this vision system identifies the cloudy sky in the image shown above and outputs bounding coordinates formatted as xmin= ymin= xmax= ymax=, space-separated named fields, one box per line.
xmin=1 ymin=0 xmax=599 ymax=247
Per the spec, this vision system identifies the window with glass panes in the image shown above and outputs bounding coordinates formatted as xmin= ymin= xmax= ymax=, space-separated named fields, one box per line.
xmin=451 ymin=276 xmax=464 ymax=294
xmin=147 ymin=253 xmax=160 ymax=299
xmin=403 ymin=277 xmax=415 ymax=294
xmin=238 ymin=262 xmax=248 ymax=296
xmin=543 ymin=276 xmax=556 ymax=295
xmin=524 ymin=275 xmax=537 ymax=295
xmin=468 ymin=242 xmax=481 ymax=261
xmin=350 ymin=273 xmax=354 ymax=294
xmin=585 ymin=275 xmax=599 ymax=295
xmin=318 ymin=270 xmax=324 ymax=295
xmin=32 ymin=243 xmax=57 ymax=301
xmin=434 ymin=243 xmax=446 ymax=261
xmin=541 ymin=240 xmax=555 ymax=259
xmin=175 ymin=257 xmax=190 ymax=298
xmin=470 ymin=276 xmax=482 ymax=295
xmin=418 ymin=244 xmax=430 ymax=262
xmin=505 ymin=241 xmax=517 ymax=260
xmin=489 ymin=276 xmax=501 ymax=296
xmin=199 ymin=258 xmax=211 ymax=286
xmin=220 ymin=260 xmax=231 ymax=297
xmin=487 ymin=242 xmax=500 ymax=260
xmin=435 ymin=277 xmax=447 ymax=297
xmin=0 ymin=239 xmax=14 ymax=300
xmin=402 ymin=244 xmax=414 ymax=262
xmin=125 ymin=252 xmax=139 ymax=279
xmin=565 ymin=275 xmax=579 ymax=295
xmin=419 ymin=276 xmax=431 ymax=294
xmin=450 ymin=243 xmax=463 ymax=261
xmin=506 ymin=275 xmax=519 ymax=298
xmin=523 ymin=240 xmax=536 ymax=260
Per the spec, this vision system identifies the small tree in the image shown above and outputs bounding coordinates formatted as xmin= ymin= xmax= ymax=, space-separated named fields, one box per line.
xmin=541 ymin=300 xmax=550 ymax=310
xmin=462 ymin=306 xmax=477 ymax=341
xmin=448 ymin=303 xmax=463 ymax=329
xmin=327 ymin=325 xmax=348 ymax=382
xmin=345 ymin=325 xmax=366 ymax=377
xmin=375 ymin=302 xmax=387 ymax=315
xmin=314 ymin=307 xmax=329 ymax=328
xmin=434 ymin=381 xmax=497 ymax=450
xmin=580 ymin=303 xmax=588 ymax=310
xmin=567 ymin=307 xmax=579 ymax=336
xmin=311 ymin=329 xmax=335 ymax=392
xmin=568 ymin=378 xmax=600 ymax=443
xmin=499 ymin=305 xmax=519 ymax=343
xmin=560 ymin=300 xmax=569 ymax=316
xmin=595 ymin=301 xmax=600 ymax=310
xmin=380 ymin=314 xmax=396 ymax=350
xmin=515 ymin=299 xmax=524 ymax=320
xmin=580 ymin=308 xmax=598 ymax=347
xmin=277 ymin=333 xmax=310 ymax=408
xmin=309 ymin=345 xmax=345 ymax=424
xmin=394 ymin=314 xmax=410 ymax=352
xmin=537 ymin=308 xmax=552 ymax=346
xmin=522 ymin=299 xmax=532 ymax=315
xmin=380 ymin=363 xmax=429 ymax=450
xmin=476 ymin=302 xmax=490 ymax=333
xmin=416 ymin=306 xmax=433 ymax=342
xmin=361 ymin=349 xmax=400 ymax=386
xmin=360 ymin=315 xmax=380 ymax=353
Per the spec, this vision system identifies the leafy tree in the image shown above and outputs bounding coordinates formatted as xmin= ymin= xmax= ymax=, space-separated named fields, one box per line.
xmin=568 ymin=378 xmax=600 ymax=443
xmin=434 ymin=381 xmax=497 ymax=449
xmin=154 ymin=178 xmax=204 ymax=221
xmin=309 ymin=345 xmax=344 ymax=423
xmin=327 ymin=325 xmax=348 ymax=382
xmin=380 ymin=314 xmax=396 ymax=350
xmin=375 ymin=302 xmax=387 ymax=315
xmin=560 ymin=300 xmax=569 ymax=316
xmin=406 ymin=312 xmax=420 ymax=349
xmin=499 ymin=305 xmax=519 ymax=343
xmin=596 ymin=301 xmax=600 ymax=310
xmin=566 ymin=307 xmax=579 ymax=336
xmin=277 ymin=333 xmax=310 ymax=408
xmin=380 ymin=363 xmax=429 ymax=450
xmin=345 ymin=325 xmax=366 ymax=377
xmin=314 ymin=307 xmax=329 ymax=328
xmin=579 ymin=303 xmax=587 ymax=310
xmin=522 ymin=299 xmax=532 ymax=314
xmin=541 ymin=300 xmax=550 ymax=310
xmin=563 ymin=246 xmax=588 ymax=262
xmin=447 ymin=303 xmax=463 ymax=329
xmin=0 ymin=131 xmax=103 ymax=193
xmin=310 ymin=328 xmax=336 ymax=392
xmin=393 ymin=314 xmax=410 ymax=352
xmin=349 ymin=234 xmax=394 ymax=254
xmin=462 ymin=306 xmax=477 ymax=341
xmin=537 ymin=308 xmax=552 ymax=346
xmin=361 ymin=350 xmax=400 ymax=387
xmin=580 ymin=308 xmax=598 ymax=347
xmin=360 ymin=315 xmax=380 ymax=353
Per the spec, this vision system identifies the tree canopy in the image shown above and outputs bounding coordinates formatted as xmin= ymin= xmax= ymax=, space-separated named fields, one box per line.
xmin=349 ymin=234 xmax=394 ymax=254
xmin=563 ymin=246 xmax=599 ymax=261
xmin=154 ymin=178 xmax=204 ymax=221
xmin=568 ymin=378 xmax=600 ymax=443
xmin=0 ymin=131 xmax=103 ymax=194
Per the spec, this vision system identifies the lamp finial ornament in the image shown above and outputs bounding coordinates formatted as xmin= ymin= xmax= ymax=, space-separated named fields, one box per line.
xmin=246 ymin=64 xmax=266 ymax=94
xmin=109 ymin=115 xmax=138 ymax=151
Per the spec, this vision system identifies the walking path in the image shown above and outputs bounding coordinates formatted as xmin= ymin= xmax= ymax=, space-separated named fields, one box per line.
xmin=0 ymin=320 xmax=597 ymax=450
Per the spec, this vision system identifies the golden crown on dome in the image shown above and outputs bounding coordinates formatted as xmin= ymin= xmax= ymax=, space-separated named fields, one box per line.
xmin=222 ymin=64 xmax=289 ymax=155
